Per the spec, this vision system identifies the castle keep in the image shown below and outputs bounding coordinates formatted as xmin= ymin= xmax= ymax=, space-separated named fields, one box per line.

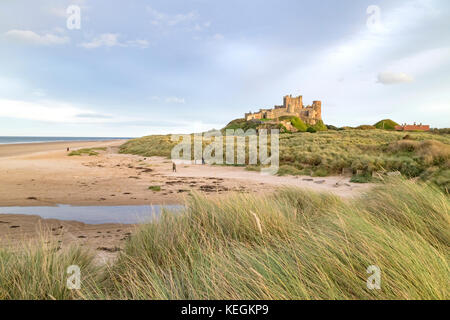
xmin=245 ymin=94 xmax=322 ymax=125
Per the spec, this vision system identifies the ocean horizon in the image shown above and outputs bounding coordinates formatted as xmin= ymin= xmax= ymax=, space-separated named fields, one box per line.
xmin=0 ymin=136 xmax=134 ymax=145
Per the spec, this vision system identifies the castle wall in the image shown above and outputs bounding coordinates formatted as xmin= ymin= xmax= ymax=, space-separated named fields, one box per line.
xmin=283 ymin=95 xmax=303 ymax=111
xmin=245 ymin=93 xmax=322 ymax=125
xmin=312 ymin=101 xmax=321 ymax=120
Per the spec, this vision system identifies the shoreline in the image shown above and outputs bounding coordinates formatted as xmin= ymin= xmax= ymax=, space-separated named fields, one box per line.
xmin=0 ymin=136 xmax=132 ymax=144
xmin=0 ymin=139 xmax=129 ymax=158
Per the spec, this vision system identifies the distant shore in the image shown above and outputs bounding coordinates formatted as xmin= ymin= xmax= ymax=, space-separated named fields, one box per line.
xmin=0 ymin=136 xmax=133 ymax=145
xmin=0 ymin=139 xmax=129 ymax=158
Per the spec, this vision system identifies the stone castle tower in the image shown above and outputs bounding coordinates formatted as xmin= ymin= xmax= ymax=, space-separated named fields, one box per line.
xmin=245 ymin=94 xmax=322 ymax=125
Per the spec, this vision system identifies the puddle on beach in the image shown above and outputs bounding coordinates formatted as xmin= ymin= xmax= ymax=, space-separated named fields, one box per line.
xmin=0 ymin=204 xmax=183 ymax=224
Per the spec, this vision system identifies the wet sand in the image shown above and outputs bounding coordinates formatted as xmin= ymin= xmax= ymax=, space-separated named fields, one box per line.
xmin=0 ymin=213 xmax=135 ymax=265
xmin=0 ymin=140 xmax=126 ymax=158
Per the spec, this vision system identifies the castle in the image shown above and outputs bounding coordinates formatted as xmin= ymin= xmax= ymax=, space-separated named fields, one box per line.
xmin=245 ymin=94 xmax=322 ymax=125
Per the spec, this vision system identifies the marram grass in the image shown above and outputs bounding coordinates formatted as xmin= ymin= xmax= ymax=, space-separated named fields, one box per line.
xmin=119 ymin=130 xmax=450 ymax=193
xmin=0 ymin=178 xmax=448 ymax=299
xmin=0 ymin=239 xmax=99 ymax=300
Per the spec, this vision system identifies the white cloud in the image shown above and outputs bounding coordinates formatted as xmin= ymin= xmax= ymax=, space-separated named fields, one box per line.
xmin=0 ymin=99 xmax=112 ymax=123
xmin=48 ymin=1 xmax=90 ymax=18
xmin=377 ymin=72 xmax=414 ymax=84
xmin=80 ymin=34 xmax=149 ymax=49
xmin=165 ymin=97 xmax=186 ymax=104
xmin=4 ymin=29 xmax=69 ymax=45
xmin=49 ymin=7 xmax=67 ymax=18
xmin=126 ymin=39 xmax=150 ymax=48
xmin=151 ymin=96 xmax=186 ymax=104
xmin=194 ymin=22 xmax=212 ymax=32
xmin=147 ymin=6 xmax=198 ymax=27
xmin=212 ymin=33 xmax=224 ymax=41
xmin=382 ymin=47 xmax=450 ymax=77
xmin=76 ymin=113 xmax=113 ymax=119
xmin=80 ymin=33 xmax=119 ymax=48
xmin=0 ymin=98 xmax=220 ymax=136
xmin=32 ymin=89 xmax=46 ymax=97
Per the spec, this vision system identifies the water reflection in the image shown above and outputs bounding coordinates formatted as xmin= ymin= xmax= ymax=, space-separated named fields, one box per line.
xmin=0 ymin=204 xmax=183 ymax=224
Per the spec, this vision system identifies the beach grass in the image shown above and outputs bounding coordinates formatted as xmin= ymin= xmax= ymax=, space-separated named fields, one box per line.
xmin=119 ymin=130 xmax=450 ymax=193
xmin=68 ymin=147 xmax=107 ymax=156
xmin=96 ymin=177 xmax=449 ymax=299
xmin=0 ymin=240 xmax=98 ymax=300
xmin=1 ymin=178 xmax=447 ymax=300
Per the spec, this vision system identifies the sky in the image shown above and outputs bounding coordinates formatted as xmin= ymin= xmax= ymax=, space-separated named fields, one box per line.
xmin=0 ymin=0 xmax=449 ymax=137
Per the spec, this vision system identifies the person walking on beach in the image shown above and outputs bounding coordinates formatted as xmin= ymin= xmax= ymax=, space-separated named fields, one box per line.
xmin=172 ymin=162 xmax=177 ymax=173
xmin=67 ymin=147 xmax=70 ymax=152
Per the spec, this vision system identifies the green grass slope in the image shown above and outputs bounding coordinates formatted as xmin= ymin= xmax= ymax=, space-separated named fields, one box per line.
xmin=374 ymin=119 xmax=400 ymax=130
xmin=120 ymin=130 xmax=450 ymax=193
xmin=289 ymin=116 xmax=308 ymax=132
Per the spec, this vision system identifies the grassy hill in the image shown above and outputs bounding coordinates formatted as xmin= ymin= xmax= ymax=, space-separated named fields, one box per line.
xmin=374 ymin=119 xmax=400 ymax=130
xmin=223 ymin=117 xmax=327 ymax=133
xmin=120 ymin=129 xmax=450 ymax=193
xmin=222 ymin=118 xmax=260 ymax=131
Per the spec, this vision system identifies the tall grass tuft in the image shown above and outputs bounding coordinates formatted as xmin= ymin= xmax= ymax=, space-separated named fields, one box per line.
xmin=1 ymin=179 xmax=448 ymax=299
xmin=98 ymin=178 xmax=449 ymax=300
xmin=0 ymin=239 xmax=99 ymax=300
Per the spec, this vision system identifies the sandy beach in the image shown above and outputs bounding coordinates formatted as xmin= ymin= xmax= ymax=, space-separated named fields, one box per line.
xmin=0 ymin=213 xmax=135 ymax=264
xmin=0 ymin=140 xmax=371 ymax=206
xmin=0 ymin=139 xmax=372 ymax=260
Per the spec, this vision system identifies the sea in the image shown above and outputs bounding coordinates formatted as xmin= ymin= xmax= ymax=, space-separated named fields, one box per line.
xmin=0 ymin=136 xmax=133 ymax=145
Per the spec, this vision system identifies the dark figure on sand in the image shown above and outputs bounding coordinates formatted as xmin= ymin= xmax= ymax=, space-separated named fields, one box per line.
xmin=67 ymin=147 xmax=69 ymax=152
xmin=172 ymin=162 xmax=176 ymax=172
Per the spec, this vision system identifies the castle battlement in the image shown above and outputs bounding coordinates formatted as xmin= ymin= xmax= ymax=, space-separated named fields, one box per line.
xmin=245 ymin=94 xmax=322 ymax=125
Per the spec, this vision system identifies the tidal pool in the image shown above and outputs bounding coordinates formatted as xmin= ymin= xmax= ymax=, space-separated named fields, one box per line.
xmin=0 ymin=204 xmax=183 ymax=224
